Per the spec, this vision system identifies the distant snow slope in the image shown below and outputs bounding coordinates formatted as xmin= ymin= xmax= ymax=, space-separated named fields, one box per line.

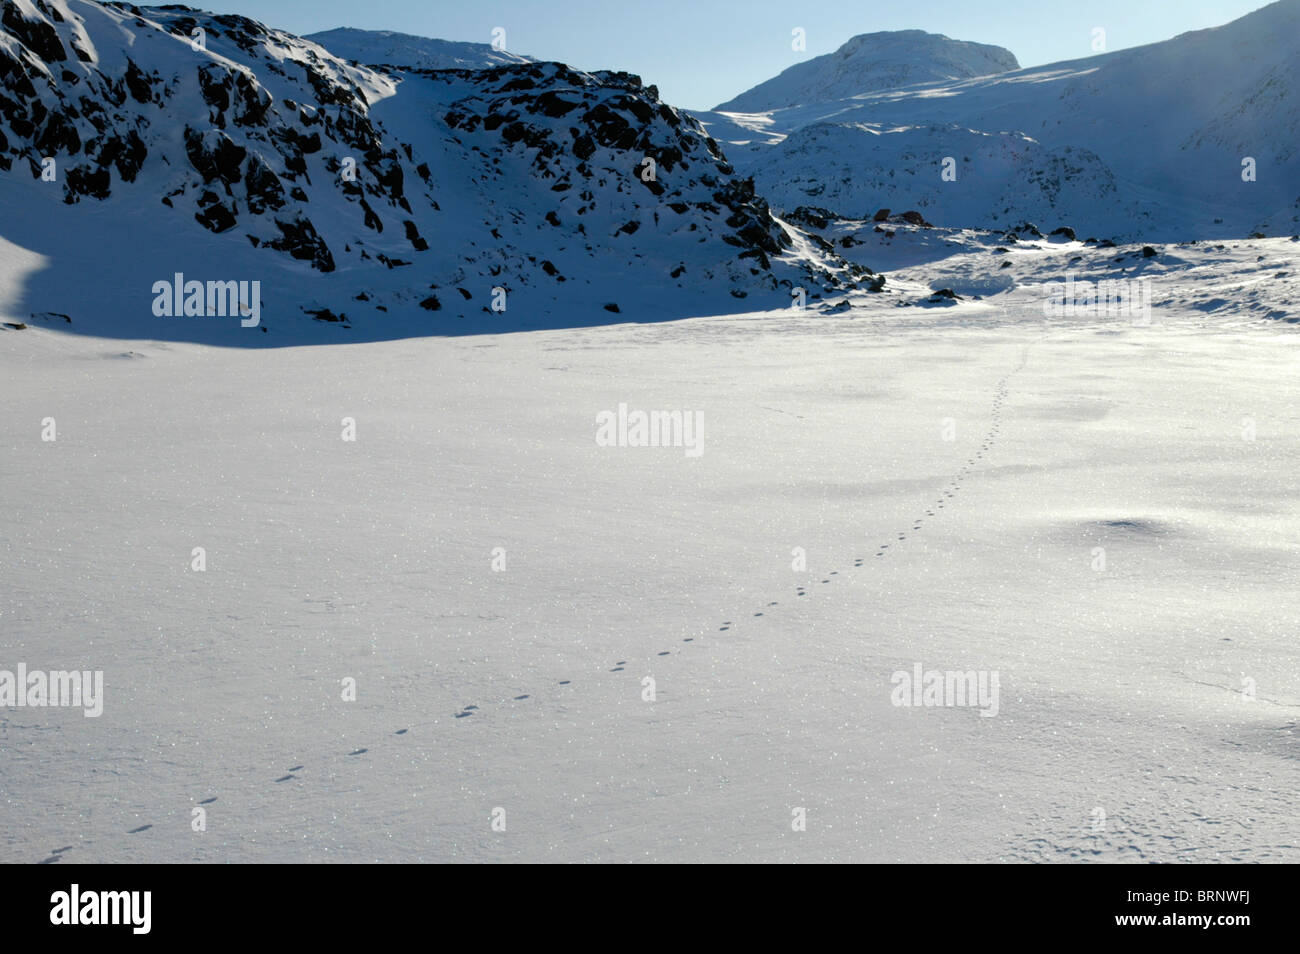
xmin=0 ymin=0 xmax=856 ymax=343
xmin=699 ymin=1 xmax=1300 ymax=241
xmin=305 ymin=27 xmax=532 ymax=70
xmin=714 ymin=30 xmax=1018 ymax=112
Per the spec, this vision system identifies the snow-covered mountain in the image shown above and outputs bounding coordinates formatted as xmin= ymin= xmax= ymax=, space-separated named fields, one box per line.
xmin=699 ymin=2 xmax=1300 ymax=241
xmin=305 ymin=27 xmax=532 ymax=71
xmin=4 ymin=1 xmax=1300 ymax=870
xmin=0 ymin=0 xmax=857 ymax=342
xmin=714 ymin=30 xmax=1018 ymax=112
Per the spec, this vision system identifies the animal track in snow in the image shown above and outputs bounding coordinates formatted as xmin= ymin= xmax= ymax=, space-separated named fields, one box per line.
xmin=225 ymin=344 xmax=1038 ymax=839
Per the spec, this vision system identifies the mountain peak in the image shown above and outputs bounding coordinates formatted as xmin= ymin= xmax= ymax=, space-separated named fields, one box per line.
xmin=714 ymin=30 xmax=1018 ymax=112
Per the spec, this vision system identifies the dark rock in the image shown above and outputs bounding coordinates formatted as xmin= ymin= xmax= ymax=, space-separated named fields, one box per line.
xmin=305 ymin=308 xmax=348 ymax=323
xmin=243 ymin=155 xmax=286 ymax=214
xmin=35 ymin=110 xmax=81 ymax=156
xmin=267 ymin=216 xmax=335 ymax=271
xmin=184 ymin=127 xmax=246 ymax=185
xmin=2 ymin=3 xmax=67 ymax=62
xmin=403 ymin=219 xmax=429 ymax=251
xmin=194 ymin=191 xmax=238 ymax=232
xmin=534 ymin=90 xmax=581 ymax=117
xmin=123 ymin=59 xmax=153 ymax=104
xmin=232 ymin=72 xmax=272 ymax=127
xmin=786 ymin=206 xmax=836 ymax=230
xmin=63 ymin=165 xmax=111 ymax=201
xmin=95 ymin=130 xmax=147 ymax=182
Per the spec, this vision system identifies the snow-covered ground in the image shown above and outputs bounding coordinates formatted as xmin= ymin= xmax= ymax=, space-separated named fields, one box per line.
xmin=4 ymin=239 xmax=1299 ymax=863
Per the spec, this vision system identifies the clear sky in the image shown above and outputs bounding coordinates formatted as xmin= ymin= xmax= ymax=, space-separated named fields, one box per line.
xmin=193 ymin=0 xmax=1274 ymax=110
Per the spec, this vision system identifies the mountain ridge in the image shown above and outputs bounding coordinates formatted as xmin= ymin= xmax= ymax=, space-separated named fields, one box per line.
xmin=713 ymin=29 xmax=1019 ymax=112
xmin=696 ymin=0 xmax=1300 ymax=241
xmin=305 ymin=27 xmax=532 ymax=71
xmin=0 ymin=0 xmax=859 ymax=343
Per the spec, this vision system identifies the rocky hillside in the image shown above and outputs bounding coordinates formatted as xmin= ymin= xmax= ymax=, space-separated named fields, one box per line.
xmin=730 ymin=122 xmax=1126 ymax=237
xmin=0 ymin=0 xmax=860 ymax=342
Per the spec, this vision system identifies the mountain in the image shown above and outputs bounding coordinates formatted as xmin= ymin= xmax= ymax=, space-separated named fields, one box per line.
xmin=714 ymin=30 xmax=1018 ymax=112
xmin=0 ymin=0 xmax=857 ymax=343
xmin=305 ymin=27 xmax=531 ymax=71
xmin=698 ymin=2 xmax=1300 ymax=241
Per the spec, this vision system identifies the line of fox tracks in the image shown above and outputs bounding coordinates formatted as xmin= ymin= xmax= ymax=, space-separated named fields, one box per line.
xmin=44 ymin=342 xmax=1034 ymax=860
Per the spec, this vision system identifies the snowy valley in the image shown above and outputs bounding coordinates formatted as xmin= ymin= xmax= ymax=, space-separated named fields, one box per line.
xmin=1 ymin=0 xmax=1298 ymax=866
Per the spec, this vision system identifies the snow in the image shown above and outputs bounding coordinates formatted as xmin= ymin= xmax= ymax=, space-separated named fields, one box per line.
xmin=3 ymin=236 xmax=1299 ymax=862
xmin=2 ymin=0 xmax=1299 ymax=865
xmin=695 ymin=0 xmax=1300 ymax=241
xmin=714 ymin=30 xmax=1019 ymax=113
xmin=305 ymin=28 xmax=532 ymax=71
xmin=0 ymin=1 xmax=853 ymax=339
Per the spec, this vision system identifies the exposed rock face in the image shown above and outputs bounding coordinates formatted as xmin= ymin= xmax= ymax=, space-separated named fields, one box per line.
xmin=0 ymin=1 xmax=857 ymax=330
xmin=428 ymin=61 xmax=798 ymax=262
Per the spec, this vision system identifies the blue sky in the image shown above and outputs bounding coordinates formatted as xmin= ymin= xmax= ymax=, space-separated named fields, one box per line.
xmin=196 ymin=1 xmax=1272 ymax=109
